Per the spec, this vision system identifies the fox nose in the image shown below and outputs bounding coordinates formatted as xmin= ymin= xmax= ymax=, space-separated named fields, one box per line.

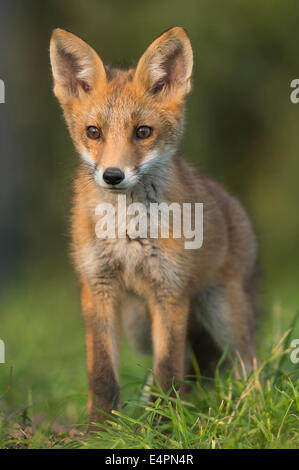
xmin=103 ymin=167 xmax=125 ymax=185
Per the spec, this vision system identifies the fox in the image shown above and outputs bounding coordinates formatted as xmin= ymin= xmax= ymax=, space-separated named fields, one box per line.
xmin=50 ymin=27 xmax=259 ymax=424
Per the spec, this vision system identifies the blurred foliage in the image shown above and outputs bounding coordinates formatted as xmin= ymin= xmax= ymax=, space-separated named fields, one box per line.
xmin=0 ymin=0 xmax=299 ymax=311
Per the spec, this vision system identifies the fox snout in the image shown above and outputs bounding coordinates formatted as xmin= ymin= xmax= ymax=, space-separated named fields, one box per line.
xmin=94 ymin=163 xmax=139 ymax=191
xmin=102 ymin=167 xmax=125 ymax=185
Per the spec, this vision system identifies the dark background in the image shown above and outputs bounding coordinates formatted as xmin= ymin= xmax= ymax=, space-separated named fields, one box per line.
xmin=0 ymin=0 xmax=298 ymax=419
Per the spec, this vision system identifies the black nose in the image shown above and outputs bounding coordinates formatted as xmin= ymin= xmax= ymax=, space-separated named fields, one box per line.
xmin=103 ymin=167 xmax=125 ymax=185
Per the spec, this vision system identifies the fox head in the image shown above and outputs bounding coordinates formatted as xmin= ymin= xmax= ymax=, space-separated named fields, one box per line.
xmin=50 ymin=27 xmax=193 ymax=192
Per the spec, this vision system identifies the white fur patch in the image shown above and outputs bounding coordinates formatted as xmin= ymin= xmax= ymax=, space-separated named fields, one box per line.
xmin=124 ymin=167 xmax=139 ymax=186
xmin=80 ymin=150 xmax=95 ymax=167
xmin=94 ymin=166 xmax=104 ymax=186
xmin=139 ymin=147 xmax=173 ymax=175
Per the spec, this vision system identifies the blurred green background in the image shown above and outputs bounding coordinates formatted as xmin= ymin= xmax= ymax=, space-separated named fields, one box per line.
xmin=0 ymin=0 xmax=298 ymax=426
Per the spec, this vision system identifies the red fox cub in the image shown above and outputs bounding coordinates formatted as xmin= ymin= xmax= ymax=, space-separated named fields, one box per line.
xmin=50 ymin=27 xmax=259 ymax=424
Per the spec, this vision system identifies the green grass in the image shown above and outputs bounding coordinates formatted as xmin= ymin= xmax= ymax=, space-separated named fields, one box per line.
xmin=0 ymin=276 xmax=298 ymax=449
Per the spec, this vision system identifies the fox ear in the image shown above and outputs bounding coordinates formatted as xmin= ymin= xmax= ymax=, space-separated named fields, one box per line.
xmin=134 ymin=27 xmax=193 ymax=99
xmin=50 ymin=29 xmax=106 ymax=104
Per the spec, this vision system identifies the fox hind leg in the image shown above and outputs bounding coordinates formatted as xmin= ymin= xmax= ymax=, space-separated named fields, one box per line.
xmin=187 ymin=318 xmax=223 ymax=378
xmin=191 ymin=281 xmax=258 ymax=376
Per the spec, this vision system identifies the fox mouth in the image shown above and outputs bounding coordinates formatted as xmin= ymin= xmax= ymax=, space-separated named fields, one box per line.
xmin=105 ymin=186 xmax=128 ymax=192
xmin=101 ymin=180 xmax=135 ymax=193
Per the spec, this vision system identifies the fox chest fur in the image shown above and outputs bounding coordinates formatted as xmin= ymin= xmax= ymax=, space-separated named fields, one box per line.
xmin=71 ymin=163 xmax=233 ymax=304
xmin=72 ymin=182 xmax=202 ymax=298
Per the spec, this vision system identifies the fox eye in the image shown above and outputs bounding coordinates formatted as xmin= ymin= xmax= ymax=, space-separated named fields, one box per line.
xmin=136 ymin=126 xmax=152 ymax=139
xmin=86 ymin=126 xmax=101 ymax=140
